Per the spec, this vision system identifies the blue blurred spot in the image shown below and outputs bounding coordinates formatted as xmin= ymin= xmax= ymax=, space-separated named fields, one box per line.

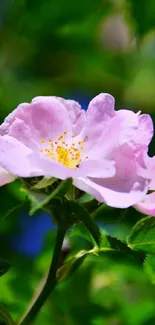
xmin=11 ymin=212 xmax=56 ymax=258
xmin=69 ymin=94 xmax=91 ymax=110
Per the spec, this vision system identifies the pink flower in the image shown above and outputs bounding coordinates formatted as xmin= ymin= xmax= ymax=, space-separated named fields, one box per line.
xmin=134 ymin=156 xmax=155 ymax=216
xmin=0 ymin=165 xmax=16 ymax=186
xmin=134 ymin=192 xmax=155 ymax=216
xmin=0 ymin=93 xmax=152 ymax=207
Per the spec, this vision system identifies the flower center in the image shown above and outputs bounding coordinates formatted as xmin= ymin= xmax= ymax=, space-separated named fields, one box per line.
xmin=40 ymin=131 xmax=88 ymax=168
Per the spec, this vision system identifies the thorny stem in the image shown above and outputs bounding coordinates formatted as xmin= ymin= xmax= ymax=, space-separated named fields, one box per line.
xmin=17 ymin=226 xmax=66 ymax=325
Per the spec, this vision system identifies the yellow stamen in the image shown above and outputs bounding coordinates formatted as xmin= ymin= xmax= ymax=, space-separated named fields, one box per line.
xmin=40 ymin=132 xmax=89 ymax=168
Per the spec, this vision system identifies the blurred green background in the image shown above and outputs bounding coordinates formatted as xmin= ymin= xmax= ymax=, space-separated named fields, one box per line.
xmin=1 ymin=0 xmax=155 ymax=118
xmin=1 ymin=0 xmax=155 ymax=324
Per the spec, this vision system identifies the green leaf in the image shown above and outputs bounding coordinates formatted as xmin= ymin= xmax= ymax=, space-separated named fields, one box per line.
xmin=78 ymin=193 xmax=94 ymax=204
xmin=91 ymin=204 xmax=123 ymax=222
xmin=56 ymin=250 xmax=88 ymax=282
xmin=69 ymin=200 xmax=101 ymax=247
xmin=144 ymin=254 xmax=155 ymax=284
xmin=0 ymin=305 xmax=15 ymax=325
xmin=57 ymin=242 xmax=117 ymax=283
xmin=7 ymin=180 xmax=26 ymax=202
xmin=69 ymin=222 xmax=95 ymax=243
xmin=95 ymin=232 xmax=118 ymax=253
xmin=20 ymin=188 xmax=47 ymax=214
xmin=21 ymin=179 xmax=72 ymax=215
xmin=128 ymin=216 xmax=155 ymax=253
xmin=32 ymin=177 xmax=57 ymax=190
xmin=69 ymin=224 xmax=118 ymax=253
xmin=91 ymin=205 xmax=132 ymax=242
xmin=103 ymin=222 xmax=132 ymax=243
xmin=0 ymin=260 xmax=10 ymax=277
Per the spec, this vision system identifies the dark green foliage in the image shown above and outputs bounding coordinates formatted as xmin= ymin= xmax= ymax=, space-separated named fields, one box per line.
xmin=128 ymin=217 xmax=155 ymax=254
xmin=0 ymin=260 xmax=10 ymax=277
xmin=128 ymin=0 xmax=155 ymax=38
xmin=69 ymin=200 xmax=101 ymax=246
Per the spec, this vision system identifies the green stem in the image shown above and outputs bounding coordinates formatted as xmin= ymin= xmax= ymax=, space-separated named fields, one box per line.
xmin=18 ymin=226 xmax=66 ymax=325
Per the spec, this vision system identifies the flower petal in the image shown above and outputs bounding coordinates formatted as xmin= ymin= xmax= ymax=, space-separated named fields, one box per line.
xmin=73 ymin=176 xmax=148 ymax=208
xmin=0 ymin=97 xmax=72 ymax=149
xmin=0 ymin=165 xmax=16 ymax=186
xmin=0 ymin=135 xmax=46 ymax=177
xmin=136 ymin=154 xmax=155 ymax=189
xmin=74 ymin=146 xmax=149 ymax=208
xmin=82 ymin=98 xmax=139 ymax=160
xmin=55 ymin=97 xmax=86 ymax=135
xmin=134 ymin=192 xmax=155 ymax=216
xmin=28 ymin=155 xmax=116 ymax=180
xmin=87 ymin=93 xmax=115 ymax=121
xmin=136 ymin=114 xmax=154 ymax=148
xmin=78 ymin=159 xmax=116 ymax=178
xmin=0 ymin=135 xmax=85 ymax=180
xmin=28 ymin=152 xmax=77 ymax=179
